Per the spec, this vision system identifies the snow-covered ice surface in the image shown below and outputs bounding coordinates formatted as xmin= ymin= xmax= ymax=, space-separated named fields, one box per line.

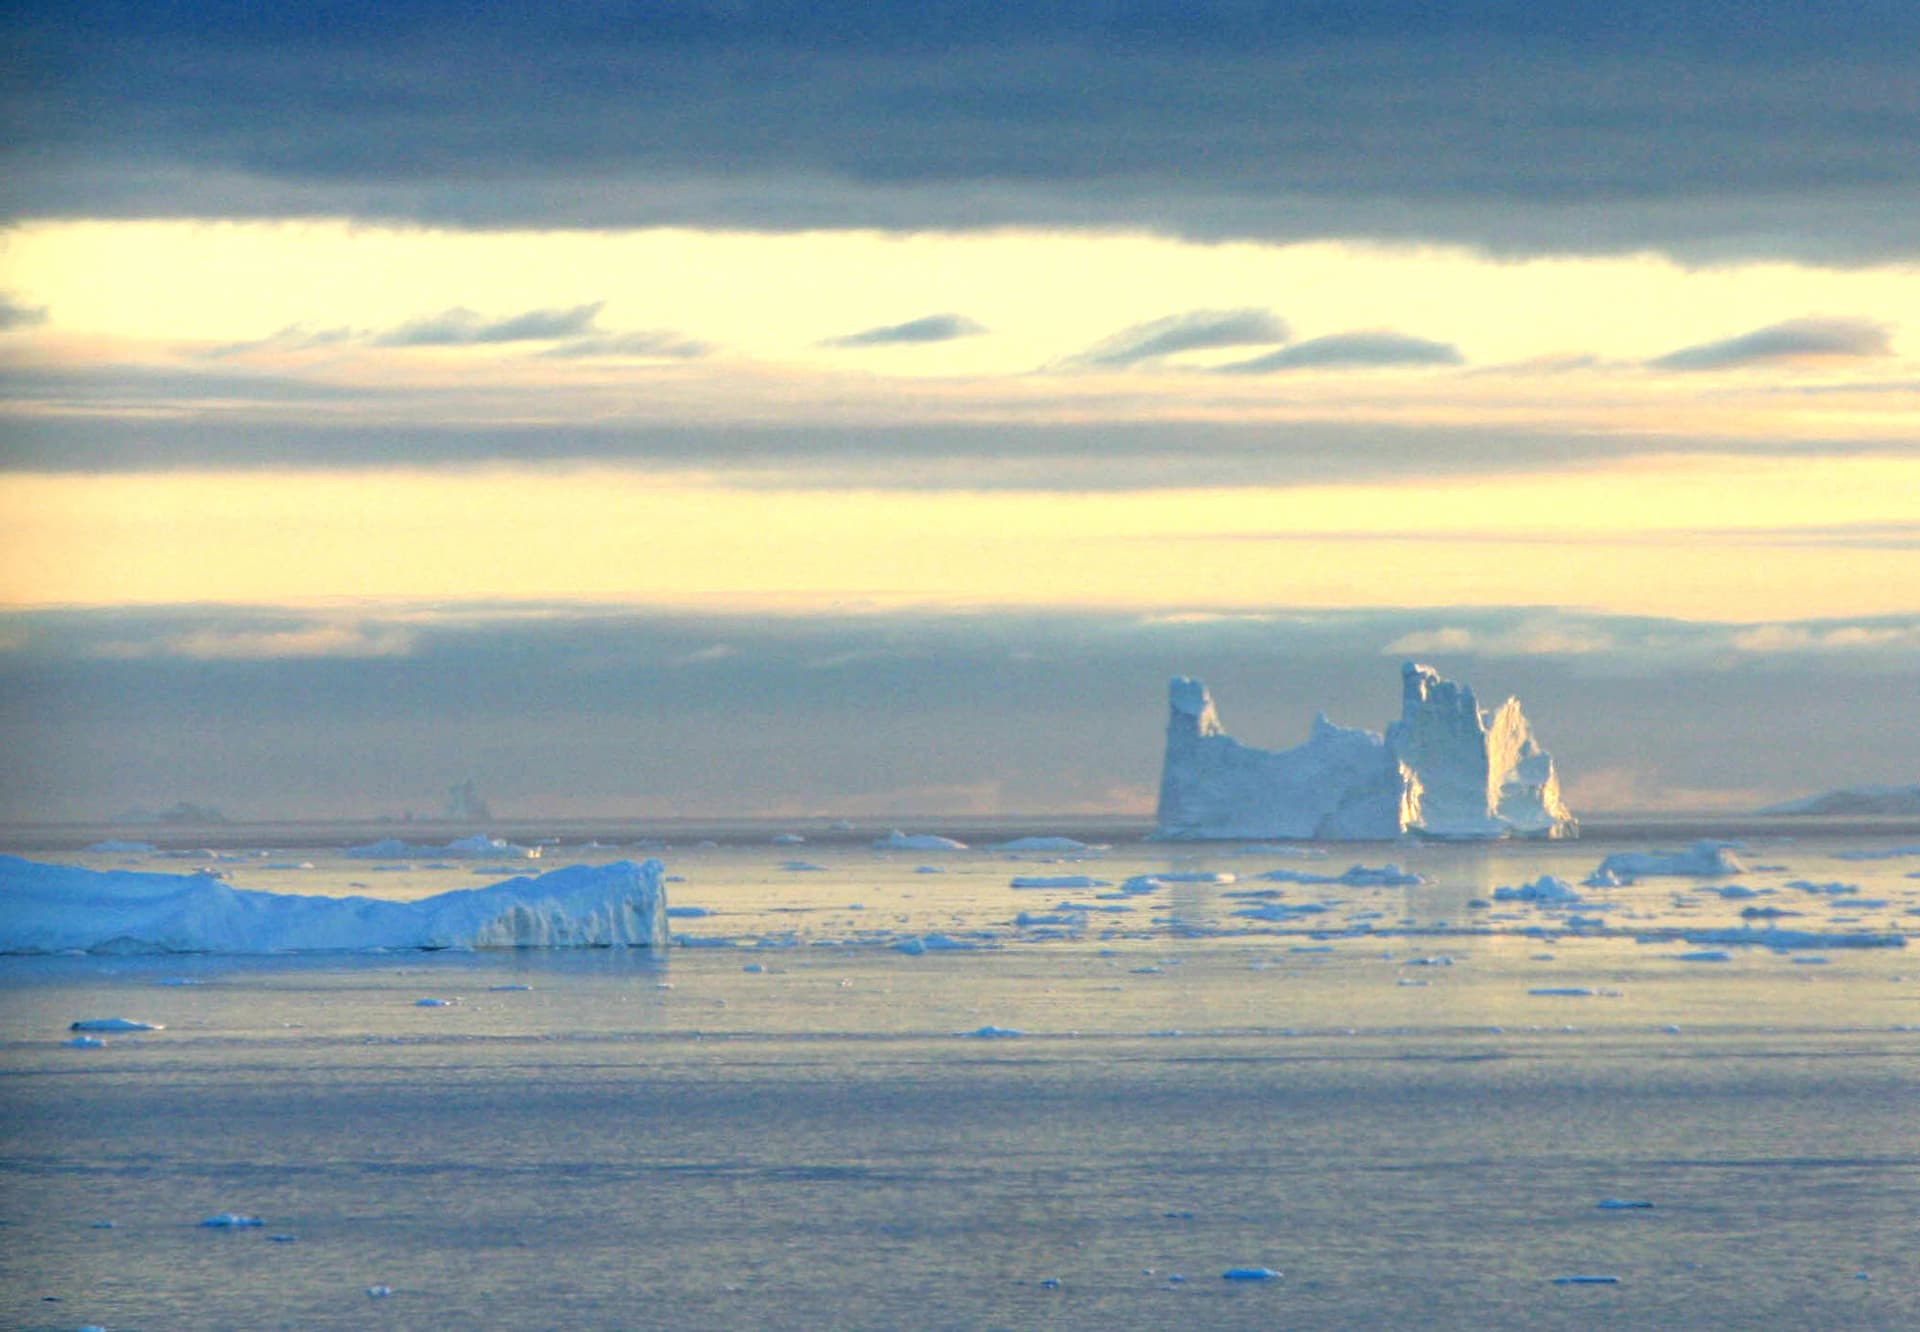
xmin=3 ymin=815 xmax=1918 ymax=1329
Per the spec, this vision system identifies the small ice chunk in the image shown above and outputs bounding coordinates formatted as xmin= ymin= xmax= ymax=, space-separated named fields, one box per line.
xmin=366 ymin=1284 xmax=393 ymax=1298
xmin=200 ymin=1213 xmax=264 ymax=1228
xmin=1494 ymin=876 xmax=1582 ymax=904
xmin=1595 ymin=1199 xmax=1654 ymax=1209
xmin=1675 ymin=950 xmax=1732 ymax=963
xmin=666 ymin=906 xmax=711 ymax=918
xmin=69 ymin=1018 xmax=163 ymax=1033
xmin=772 ymin=833 xmax=806 ymax=845
xmin=1529 ymin=987 xmax=1595 ymax=997
xmin=992 ymin=836 xmax=1097 ymax=853
xmin=965 ymin=1025 xmax=1024 ymax=1038
xmin=64 ymin=1035 xmax=107 ymax=1049
xmin=1011 ymin=875 xmax=1111 ymax=889
xmin=778 ymin=861 xmax=828 ymax=872
xmin=413 ymin=998 xmax=454 ymax=1007
xmin=1221 ymin=1267 xmax=1282 ymax=1281
xmin=1551 ymin=1274 xmax=1621 ymax=1284
xmin=487 ymin=983 xmax=532 ymax=991
xmin=873 ymin=830 xmax=969 ymax=851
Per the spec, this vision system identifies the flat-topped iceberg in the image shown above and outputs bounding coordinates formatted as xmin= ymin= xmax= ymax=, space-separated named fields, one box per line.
xmin=1155 ymin=662 xmax=1576 ymax=841
xmin=0 ymin=856 xmax=668 ymax=954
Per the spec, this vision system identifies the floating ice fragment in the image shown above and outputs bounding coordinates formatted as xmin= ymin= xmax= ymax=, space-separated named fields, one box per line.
xmin=1221 ymin=1267 xmax=1281 ymax=1281
xmin=772 ymin=833 xmax=806 ymax=845
xmin=666 ymin=906 xmax=710 ymax=918
xmin=69 ymin=1018 xmax=162 ymax=1032
xmin=86 ymin=840 xmax=156 ymax=854
xmin=1787 ymin=880 xmax=1860 ymax=895
xmin=64 ymin=1036 xmax=106 ymax=1048
xmin=1038 ymin=1277 xmax=1062 ymax=1289
xmin=891 ymin=937 xmax=926 ymax=955
xmin=366 ymin=1285 xmax=393 ymax=1298
xmin=270 ymin=1233 xmax=297 ymax=1242
xmin=414 ymin=997 xmax=454 ymax=1007
xmin=1596 ymin=1199 xmax=1654 ymax=1209
xmin=1675 ymin=950 xmax=1732 ymax=963
xmin=1011 ymin=875 xmax=1110 ymax=889
xmin=779 ymin=861 xmax=828 ymax=872
xmin=200 ymin=1213 xmax=264 ymax=1228
xmin=487 ymin=984 xmax=532 ymax=991
xmin=1529 ymin=987 xmax=1595 ymax=997
xmin=966 ymin=1025 xmax=1024 ymax=1038
xmin=1791 ymin=956 xmax=1830 ymax=965
xmin=1552 ymin=1274 xmax=1620 ymax=1284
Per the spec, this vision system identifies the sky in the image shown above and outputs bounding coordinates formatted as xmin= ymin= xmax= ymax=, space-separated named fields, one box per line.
xmin=1 ymin=2 xmax=1916 ymax=823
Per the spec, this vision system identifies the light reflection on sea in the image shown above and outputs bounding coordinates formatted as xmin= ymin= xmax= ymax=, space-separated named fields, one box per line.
xmin=2 ymin=818 xmax=1917 ymax=1329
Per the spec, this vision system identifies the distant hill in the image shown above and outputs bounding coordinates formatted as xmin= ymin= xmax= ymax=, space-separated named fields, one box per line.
xmin=1759 ymin=784 xmax=1920 ymax=816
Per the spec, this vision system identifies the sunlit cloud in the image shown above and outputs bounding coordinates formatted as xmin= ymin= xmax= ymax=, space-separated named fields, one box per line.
xmin=1062 ymin=308 xmax=1289 ymax=368
xmin=539 ymin=331 xmax=711 ymax=359
xmin=0 ymin=293 xmax=50 ymax=330
xmin=1381 ymin=624 xmax=1615 ymax=657
xmin=820 ymin=313 xmax=987 ymax=347
xmin=94 ymin=622 xmax=417 ymax=661
xmin=1729 ymin=623 xmax=1920 ymax=653
xmin=373 ymin=302 xmax=606 ymax=347
xmin=1219 ymin=330 xmax=1463 ymax=373
xmin=1649 ymin=316 xmax=1893 ymax=370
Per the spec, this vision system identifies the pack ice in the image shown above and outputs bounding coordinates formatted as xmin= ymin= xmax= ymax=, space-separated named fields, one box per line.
xmin=0 ymin=856 xmax=669 ymax=954
xmin=1155 ymin=662 xmax=1577 ymax=841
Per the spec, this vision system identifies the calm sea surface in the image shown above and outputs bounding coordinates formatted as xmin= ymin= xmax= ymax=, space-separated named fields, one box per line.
xmin=3 ymin=818 xmax=1918 ymax=1329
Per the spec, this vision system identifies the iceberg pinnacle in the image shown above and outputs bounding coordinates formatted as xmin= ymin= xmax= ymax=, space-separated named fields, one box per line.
xmin=1154 ymin=662 xmax=1576 ymax=841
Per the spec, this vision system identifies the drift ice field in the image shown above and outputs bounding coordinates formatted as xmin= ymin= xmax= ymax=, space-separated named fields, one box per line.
xmin=4 ymin=809 xmax=1920 ymax=1329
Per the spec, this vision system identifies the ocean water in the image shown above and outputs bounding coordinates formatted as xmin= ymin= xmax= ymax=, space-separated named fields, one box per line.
xmin=3 ymin=819 xmax=1918 ymax=1329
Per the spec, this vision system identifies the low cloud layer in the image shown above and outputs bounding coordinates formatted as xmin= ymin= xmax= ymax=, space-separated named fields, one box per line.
xmin=3 ymin=602 xmax=1915 ymax=822
xmin=1650 ymin=316 xmax=1894 ymax=370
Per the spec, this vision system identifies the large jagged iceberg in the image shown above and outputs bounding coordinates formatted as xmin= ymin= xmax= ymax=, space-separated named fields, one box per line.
xmin=0 ymin=856 xmax=668 ymax=954
xmin=1155 ymin=662 xmax=1577 ymax=841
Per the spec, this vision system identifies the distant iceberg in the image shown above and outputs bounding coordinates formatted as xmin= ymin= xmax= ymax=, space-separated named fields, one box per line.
xmin=0 ymin=856 xmax=668 ymax=954
xmin=1759 ymin=784 xmax=1920 ymax=816
xmin=1592 ymin=842 xmax=1746 ymax=878
xmin=345 ymin=834 xmax=541 ymax=860
xmin=873 ymin=830 xmax=969 ymax=851
xmin=1154 ymin=662 xmax=1576 ymax=841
